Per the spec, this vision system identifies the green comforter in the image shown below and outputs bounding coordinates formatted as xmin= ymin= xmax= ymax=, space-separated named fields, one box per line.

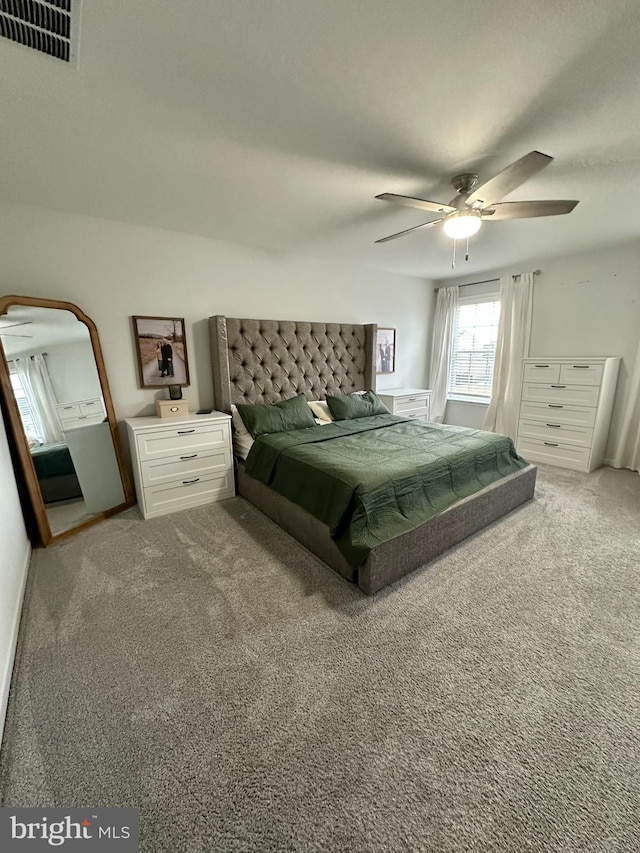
xmin=245 ymin=414 xmax=528 ymax=568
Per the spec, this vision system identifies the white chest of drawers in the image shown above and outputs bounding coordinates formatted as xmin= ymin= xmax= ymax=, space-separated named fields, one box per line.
xmin=377 ymin=388 xmax=432 ymax=422
xmin=516 ymin=357 xmax=620 ymax=472
xmin=125 ymin=412 xmax=235 ymax=519
xmin=56 ymin=397 xmax=106 ymax=429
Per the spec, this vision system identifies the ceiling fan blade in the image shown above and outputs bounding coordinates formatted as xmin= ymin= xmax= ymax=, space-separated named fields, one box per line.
xmin=0 ymin=320 xmax=32 ymax=330
xmin=375 ymin=193 xmax=455 ymax=215
xmin=481 ymin=200 xmax=579 ymax=220
xmin=375 ymin=219 xmax=443 ymax=243
xmin=466 ymin=151 xmax=553 ymax=208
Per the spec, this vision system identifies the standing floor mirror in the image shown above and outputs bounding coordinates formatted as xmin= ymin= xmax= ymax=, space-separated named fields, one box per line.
xmin=0 ymin=295 xmax=134 ymax=545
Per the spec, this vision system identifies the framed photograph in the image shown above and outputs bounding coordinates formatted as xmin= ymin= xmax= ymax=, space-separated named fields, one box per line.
xmin=132 ymin=316 xmax=190 ymax=388
xmin=376 ymin=327 xmax=396 ymax=374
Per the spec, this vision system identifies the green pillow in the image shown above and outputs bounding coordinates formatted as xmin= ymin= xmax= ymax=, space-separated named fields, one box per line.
xmin=325 ymin=391 xmax=390 ymax=421
xmin=236 ymin=394 xmax=317 ymax=438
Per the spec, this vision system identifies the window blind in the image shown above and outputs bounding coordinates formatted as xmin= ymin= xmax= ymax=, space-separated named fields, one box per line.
xmin=9 ymin=370 xmax=43 ymax=443
xmin=448 ymin=298 xmax=501 ymax=399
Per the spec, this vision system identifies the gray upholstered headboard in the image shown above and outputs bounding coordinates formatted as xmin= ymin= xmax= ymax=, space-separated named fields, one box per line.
xmin=209 ymin=316 xmax=377 ymax=413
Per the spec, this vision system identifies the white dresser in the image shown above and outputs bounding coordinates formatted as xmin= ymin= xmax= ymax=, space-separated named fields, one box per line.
xmin=516 ymin=357 xmax=620 ymax=472
xmin=125 ymin=412 xmax=235 ymax=519
xmin=56 ymin=396 xmax=106 ymax=429
xmin=377 ymin=388 xmax=432 ymax=422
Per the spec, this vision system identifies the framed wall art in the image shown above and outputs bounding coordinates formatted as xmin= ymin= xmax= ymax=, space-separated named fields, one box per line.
xmin=376 ymin=327 xmax=396 ymax=374
xmin=132 ymin=315 xmax=190 ymax=388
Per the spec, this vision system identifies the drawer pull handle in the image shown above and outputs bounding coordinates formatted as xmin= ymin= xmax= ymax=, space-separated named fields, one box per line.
xmin=180 ymin=454 xmax=198 ymax=460
xmin=546 ymin=423 xmax=561 ymax=428
xmin=408 ymin=397 xmax=417 ymax=402
xmin=548 ymin=404 xmax=563 ymax=408
xmin=572 ymin=365 xmax=590 ymax=369
xmin=534 ymin=364 xmax=549 ymax=368
xmin=550 ymin=385 xmax=566 ymax=389
xmin=63 ymin=406 xmax=74 ymax=410
xmin=544 ymin=442 xmax=559 ymax=447
xmin=182 ymin=478 xmax=200 ymax=485
xmin=177 ymin=429 xmax=195 ymax=434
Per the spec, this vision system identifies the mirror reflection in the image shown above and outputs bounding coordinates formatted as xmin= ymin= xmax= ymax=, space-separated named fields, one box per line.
xmin=0 ymin=304 xmax=125 ymax=537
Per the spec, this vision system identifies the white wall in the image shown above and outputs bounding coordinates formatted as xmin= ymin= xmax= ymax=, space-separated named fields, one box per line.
xmin=46 ymin=340 xmax=103 ymax=404
xmin=438 ymin=240 xmax=640 ymax=459
xmin=0 ymin=200 xmax=433 ymax=420
xmin=0 ymin=414 xmax=30 ymax=748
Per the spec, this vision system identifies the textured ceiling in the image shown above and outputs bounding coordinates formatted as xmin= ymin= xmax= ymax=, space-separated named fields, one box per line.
xmin=0 ymin=0 xmax=639 ymax=279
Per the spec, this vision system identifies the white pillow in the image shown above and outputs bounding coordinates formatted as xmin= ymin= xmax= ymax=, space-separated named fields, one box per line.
xmin=231 ymin=404 xmax=251 ymax=437
xmin=307 ymin=400 xmax=334 ymax=422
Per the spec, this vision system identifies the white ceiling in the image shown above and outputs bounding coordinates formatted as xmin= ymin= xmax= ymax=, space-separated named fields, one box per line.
xmin=1 ymin=0 xmax=639 ymax=279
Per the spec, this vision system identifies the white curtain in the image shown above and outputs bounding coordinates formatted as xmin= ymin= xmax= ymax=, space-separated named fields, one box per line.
xmin=483 ymin=272 xmax=534 ymax=439
xmin=428 ymin=285 xmax=459 ymax=423
xmin=612 ymin=336 xmax=640 ymax=473
xmin=13 ymin=354 xmax=63 ymax=445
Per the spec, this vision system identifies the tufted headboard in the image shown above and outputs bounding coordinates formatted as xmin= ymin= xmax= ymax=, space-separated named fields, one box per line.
xmin=209 ymin=316 xmax=377 ymax=413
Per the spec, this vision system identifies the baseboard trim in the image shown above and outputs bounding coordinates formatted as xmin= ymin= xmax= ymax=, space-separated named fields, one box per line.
xmin=0 ymin=542 xmax=31 ymax=753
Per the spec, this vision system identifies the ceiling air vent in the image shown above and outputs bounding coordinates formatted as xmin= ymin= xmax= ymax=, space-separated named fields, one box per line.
xmin=0 ymin=0 xmax=80 ymax=64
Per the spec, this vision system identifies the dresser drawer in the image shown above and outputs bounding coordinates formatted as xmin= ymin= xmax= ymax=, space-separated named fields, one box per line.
xmin=523 ymin=363 xmax=560 ymax=384
xmin=136 ymin=422 xmax=230 ymax=461
xmin=143 ymin=470 xmax=234 ymax=517
xmin=559 ymin=362 xmax=603 ymax=386
xmin=403 ymin=412 xmax=429 ymax=422
xmin=518 ymin=419 xmax=593 ymax=448
xmin=518 ymin=400 xmax=596 ymax=428
xmin=79 ymin=399 xmax=104 ymax=416
xmin=521 ymin=383 xmax=600 ymax=408
xmin=57 ymin=403 xmax=81 ymax=421
xmin=140 ymin=448 xmax=232 ymax=487
xmin=516 ymin=437 xmax=591 ymax=471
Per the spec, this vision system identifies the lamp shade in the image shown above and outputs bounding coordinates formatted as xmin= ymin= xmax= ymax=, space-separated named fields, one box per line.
xmin=443 ymin=211 xmax=482 ymax=239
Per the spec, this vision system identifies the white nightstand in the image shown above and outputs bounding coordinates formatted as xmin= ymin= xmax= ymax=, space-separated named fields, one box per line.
xmin=377 ymin=388 xmax=432 ymax=422
xmin=125 ymin=412 xmax=235 ymax=519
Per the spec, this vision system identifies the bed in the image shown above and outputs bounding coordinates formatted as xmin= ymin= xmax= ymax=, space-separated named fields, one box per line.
xmin=209 ymin=316 xmax=537 ymax=594
xmin=30 ymin=442 xmax=82 ymax=504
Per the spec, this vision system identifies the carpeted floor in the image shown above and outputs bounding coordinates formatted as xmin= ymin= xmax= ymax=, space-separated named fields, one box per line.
xmin=1 ymin=464 xmax=639 ymax=852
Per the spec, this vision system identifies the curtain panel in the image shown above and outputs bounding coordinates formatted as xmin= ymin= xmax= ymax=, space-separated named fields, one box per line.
xmin=428 ymin=285 xmax=459 ymax=423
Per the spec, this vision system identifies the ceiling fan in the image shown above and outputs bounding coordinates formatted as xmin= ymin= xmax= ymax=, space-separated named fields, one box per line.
xmin=375 ymin=151 xmax=578 ymax=248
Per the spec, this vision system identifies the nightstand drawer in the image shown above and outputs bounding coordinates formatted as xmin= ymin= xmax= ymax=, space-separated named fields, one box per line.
xmin=404 ymin=412 xmax=429 ymax=422
xmin=136 ymin=422 xmax=230 ymax=461
xmin=140 ymin=448 xmax=232 ymax=487
xmin=395 ymin=395 xmax=429 ymax=414
xmin=144 ymin=471 xmax=234 ymax=517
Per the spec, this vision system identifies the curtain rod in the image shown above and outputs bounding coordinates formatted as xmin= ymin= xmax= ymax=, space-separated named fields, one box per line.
xmin=434 ymin=269 xmax=541 ymax=292
xmin=6 ymin=352 xmax=48 ymax=363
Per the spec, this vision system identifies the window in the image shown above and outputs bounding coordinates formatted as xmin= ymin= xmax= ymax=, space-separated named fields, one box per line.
xmin=9 ymin=369 xmax=44 ymax=444
xmin=447 ymin=297 xmax=501 ymax=400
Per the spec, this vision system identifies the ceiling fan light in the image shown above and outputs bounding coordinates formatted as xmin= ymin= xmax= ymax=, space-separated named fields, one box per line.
xmin=443 ymin=211 xmax=482 ymax=239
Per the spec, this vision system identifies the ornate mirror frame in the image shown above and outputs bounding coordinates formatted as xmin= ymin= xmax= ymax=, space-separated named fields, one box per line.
xmin=0 ymin=294 xmax=135 ymax=545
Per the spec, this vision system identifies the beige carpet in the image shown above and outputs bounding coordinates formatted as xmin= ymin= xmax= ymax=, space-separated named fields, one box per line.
xmin=1 ymin=464 xmax=639 ymax=852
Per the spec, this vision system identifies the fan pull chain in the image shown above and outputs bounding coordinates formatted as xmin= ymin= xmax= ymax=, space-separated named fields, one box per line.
xmin=465 ymin=237 xmax=470 ymax=261
xmin=451 ymin=239 xmax=456 ymax=269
